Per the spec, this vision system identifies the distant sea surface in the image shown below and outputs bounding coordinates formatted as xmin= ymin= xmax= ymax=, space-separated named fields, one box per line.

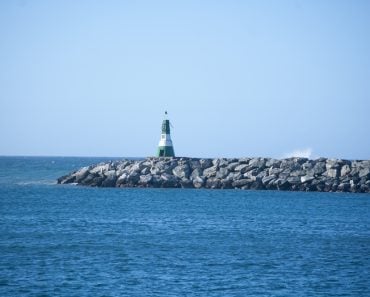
xmin=0 ymin=156 xmax=369 ymax=297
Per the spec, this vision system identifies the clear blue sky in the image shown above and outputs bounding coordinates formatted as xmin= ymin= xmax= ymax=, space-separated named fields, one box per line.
xmin=1 ymin=0 xmax=369 ymax=159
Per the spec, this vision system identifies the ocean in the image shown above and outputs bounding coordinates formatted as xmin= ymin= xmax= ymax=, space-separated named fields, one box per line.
xmin=0 ymin=156 xmax=369 ymax=296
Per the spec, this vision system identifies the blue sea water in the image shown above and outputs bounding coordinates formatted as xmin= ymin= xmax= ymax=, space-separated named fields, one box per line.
xmin=0 ymin=157 xmax=369 ymax=297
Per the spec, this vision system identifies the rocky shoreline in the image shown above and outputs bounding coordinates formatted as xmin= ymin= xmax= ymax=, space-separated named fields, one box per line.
xmin=57 ymin=157 xmax=370 ymax=193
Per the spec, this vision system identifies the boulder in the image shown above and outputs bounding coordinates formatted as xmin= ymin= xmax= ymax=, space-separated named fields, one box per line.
xmin=218 ymin=158 xmax=230 ymax=167
xmin=101 ymin=175 xmax=117 ymax=187
xmin=359 ymin=168 xmax=370 ymax=178
xmin=127 ymin=172 xmax=140 ymax=184
xmin=200 ymin=159 xmax=213 ymax=169
xmin=301 ymin=175 xmax=314 ymax=183
xmin=206 ymin=177 xmax=221 ymax=189
xmin=312 ymin=162 xmax=326 ymax=175
xmin=227 ymin=162 xmax=240 ymax=171
xmin=90 ymin=176 xmax=104 ymax=187
xmin=287 ymin=176 xmax=301 ymax=184
xmin=274 ymin=179 xmax=290 ymax=190
xmin=116 ymin=173 xmax=128 ymax=186
xmin=338 ymin=182 xmax=350 ymax=192
xmin=326 ymin=159 xmax=341 ymax=170
xmin=141 ymin=167 xmax=150 ymax=175
xmin=190 ymin=168 xmax=203 ymax=180
xmin=172 ymin=164 xmax=191 ymax=179
xmin=234 ymin=164 xmax=249 ymax=173
xmin=232 ymin=179 xmax=251 ymax=188
xmin=160 ymin=173 xmax=179 ymax=188
xmin=341 ymin=165 xmax=351 ymax=177
xmin=139 ymin=174 xmax=153 ymax=186
xmin=193 ymin=177 xmax=205 ymax=188
xmin=58 ymin=174 xmax=76 ymax=184
xmin=220 ymin=179 xmax=233 ymax=189
xmin=265 ymin=159 xmax=280 ymax=168
xmin=325 ymin=168 xmax=339 ymax=178
xmin=216 ymin=167 xmax=229 ymax=179
xmin=74 ymin=167 xmax=90 ymax=183
xmin=203 ymin=166 xmax=218 ymax=177
xmin=180 ymin=178 xmax=193 ymax=188
xmin=248 ymin=158 xmax=266 ymax=169
xmin=262 ymin=175 xmax=276 ymax=185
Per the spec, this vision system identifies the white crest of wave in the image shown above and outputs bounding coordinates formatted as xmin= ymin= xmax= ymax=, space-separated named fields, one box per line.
xmin=284 ymin=148 xmax=313 ymax=159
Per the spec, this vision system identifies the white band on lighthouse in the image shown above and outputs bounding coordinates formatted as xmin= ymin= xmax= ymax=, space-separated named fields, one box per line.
xmin=158 ymin=134 xmax=173 ymax=147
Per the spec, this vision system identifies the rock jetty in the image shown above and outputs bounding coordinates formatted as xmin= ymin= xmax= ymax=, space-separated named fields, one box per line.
xmin=57 ymin=157 xmax=370 ymax=193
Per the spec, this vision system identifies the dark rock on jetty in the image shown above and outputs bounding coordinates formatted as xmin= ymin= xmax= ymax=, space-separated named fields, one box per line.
xmin=57 ymin=157 xmax=370 ymax=193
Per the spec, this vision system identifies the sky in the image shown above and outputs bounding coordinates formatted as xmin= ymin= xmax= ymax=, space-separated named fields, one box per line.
xmin=0 ymin=0 xmax=369 ymax=159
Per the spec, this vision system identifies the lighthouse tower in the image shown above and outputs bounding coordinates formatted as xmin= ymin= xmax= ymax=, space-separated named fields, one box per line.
xmin=157 ymin=111 xmax=175 ymax=157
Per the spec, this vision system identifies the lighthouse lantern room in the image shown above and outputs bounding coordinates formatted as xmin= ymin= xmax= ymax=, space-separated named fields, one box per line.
xmin=157 ymin=111 xmax=175 ymax=157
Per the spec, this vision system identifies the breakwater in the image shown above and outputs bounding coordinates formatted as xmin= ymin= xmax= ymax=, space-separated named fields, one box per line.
xmin=57 ymin=157 xmax=370 ymax=193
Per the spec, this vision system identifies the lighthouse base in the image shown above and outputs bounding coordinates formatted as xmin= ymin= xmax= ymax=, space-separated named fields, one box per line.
xmin=157 ymin=146 xmax=175 ymax=157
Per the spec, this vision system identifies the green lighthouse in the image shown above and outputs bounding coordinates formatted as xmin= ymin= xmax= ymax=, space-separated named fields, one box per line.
xmin=157 ymin=111 xmax=175 ymax=157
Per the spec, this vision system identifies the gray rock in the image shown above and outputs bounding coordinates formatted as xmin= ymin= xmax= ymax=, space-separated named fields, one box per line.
xmin=238 ymin=158 xmax=250 ymax=164
xmin=206 ymin=177 xmax=221 ymax=189
xmin=200 ymin=159 xmax=213 ymax=169
xmin=216 ymin=167 xmax=229 ymax=179
xmin=243 ymin=169 xmax=258 ymax=179
xmin=227 ymin=162 xmax=240 ymax=171
xmin=139 ymin=174 xmax=153 ymax=185
xmin=90 ymin=176 xmax=104 ymax=187
xmin=190 ymin=168 xmax=203 ymax=180
xmin=232 ymin=179 xmax=251 ymax=188
xmin=218 ymin=158 xmax=230 ymax=167
xmin=116 ymin=173 xmax=128 ymax=186
xmin=74 ymin=167 xmax=90 ymax=183
xmin=359 ymin=168 xmax=370 ymax=178
xmin=193 ymin=177 xmax=205 ymax=188
xmin=280 ymin=159 xmax=301 ymax=171
xmin=150 ymin=166 xmax=161 ymax=175
xmin=203 ymin=166 xmax=218 ymax=177
xmin=127 ymin=172 xmax=140 ymax=184
xmin=312 ymin=162 xmax=326 ymax=175
xmin=129 ymin=162 xmax=145 ymax=173
xmin=338 ymin=182 xmax=350 ymax=192
xmin=341 ymin=165 xmax=351 ymax=177
xmin=180 ymin=178 xmax=193 ymax=188
xmin=58 ymin=174 xmax=76 ymax=184
xmin=262 ymin=175 xmax=276 ymax=185
xmin=234 ymin=164 xmax=249 ymax=173
xmin=160 ymin=173 xmax=178 ymax=188
xmin=189 ymin=159 xmax=201 ymax=170
xmin=248 ymin=158 xmax=266 ymax=169
xmin=266 ymin=159 xmax=280 ymax=168
xmin=141 ymin=167 xmax=150 ymax=175
xmin=274 ymin=179 xmax=290 ymax=190
xmin=289 ymin=170 xmax=306 ymax=177
xmin=90 ymin=164 xmax=109 ymax=174
xmin=172 ymin=164 xmax=190 ymax=179
xmin=325 ymin=169 xmax=339 ymax=178
xmin=269 ymin=167 xmax=282 ymax=176
xmin=302 ymin=161 xmax=314 ymax=170
xmin=226 ymin=172 xmax=242 ymax=181
xmin=101 ymin=175 xmax=117 ymax=187
xmin=301 ymin=175 xmax=314 ymax=183
xmin=287 ymin=176 xmax=301 ymax=184
xmin=220 ymin=179 xmax=233 ymax=189
xmin=326 ymin=159 xmax=341 ymax=170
